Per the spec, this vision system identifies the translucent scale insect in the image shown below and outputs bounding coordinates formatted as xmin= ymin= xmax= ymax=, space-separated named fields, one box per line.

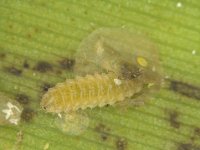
xmin=40 ymin=28 xmax=162 ymax=134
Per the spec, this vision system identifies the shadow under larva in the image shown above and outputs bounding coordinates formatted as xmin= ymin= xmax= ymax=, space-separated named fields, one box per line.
xmin=40 ymin=28 xmax=163 ymax=135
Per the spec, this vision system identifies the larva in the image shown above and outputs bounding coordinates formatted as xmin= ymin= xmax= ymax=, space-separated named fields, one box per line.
xmin=41 ymin=28 xmax=162 ymax=114
xmin=41 ymin=73 xmax=144 ymax=113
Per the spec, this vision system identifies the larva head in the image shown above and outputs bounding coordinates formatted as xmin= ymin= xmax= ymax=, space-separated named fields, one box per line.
xmin=40 ymin=91 xmax=61 ymax=113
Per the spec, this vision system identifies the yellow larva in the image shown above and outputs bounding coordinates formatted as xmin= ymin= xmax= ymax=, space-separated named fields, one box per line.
xmin=41 ymin=73 xmax=143 ymax=113
xmin=41 ymin=28 xmax=162 ymax=115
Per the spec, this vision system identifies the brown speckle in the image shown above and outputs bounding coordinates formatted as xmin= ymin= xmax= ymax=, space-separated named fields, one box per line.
xmin=21 ymin=108 xmax=35 ymax=122
xmin=23 ymin=60 xmax=29 ymax=69
xmin=55 ymin=70 xmax=62 ymax=75
xmin=95 ymin=123 xmax=111 ymax=141
xmin=15 ymin=130 xmax=23 ymax=149
xmin=0 ymin=53 xmax=6 ymax=59
xmin=194 ymin=128 xmax=200 ymax=136
xmin=34 ymin=61 xmax=53 ymax=73
xmin=169 ymin=80 xmax=200 ymax=100
xmin=191 ymin=127 xmax=200 ymax=141
xmin=70 ymin=18 xmax=75 ymax=22
xmin=27 ymin=33 xmax=32 ymax=39
xmin=116 ymin=137 xmax=127 ymax=150
xmin=41 ymin=83 xmax=53 ymax=92
xmin=16 ymin=94 xmax=29 ymax=105
xmin=8 ymin=24 xmax=13 ymax=29
xmin=168 ymin=110 xmax=180 ymax=129
xmin=177 ymin=142 xmax=200 ymax=150
xmin=84 ymin=10 xmax=88 ymax=15
xmin=59 ymin=58 xmax=75 ymax=70
xmin=5 ymin=67 xmax=22 ymax=76
xmin=34 ymin=28 xmax=39 ymax=33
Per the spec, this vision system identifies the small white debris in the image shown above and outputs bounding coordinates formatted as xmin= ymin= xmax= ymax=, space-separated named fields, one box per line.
xmin=2 ymin=102 xmax=22 ymax=125
xmin=43 ymin=143 xmax=50 ymax=150
xmin=58 ymin=113 xmax=62 ymax=118
xmin=9 ymin=118 xmax=19 ymax=125
xmin=192 ymin=50 xmax=196 ymax=55
xmin=121 ymin=25 xmax=126 ymax=28
xmin=152 ymin=66 xmax=156 ymax=72
xmin=114 ymin=78 xmax=122 ymax=85
xmin=32 ymin=72 xmax=36 ymax=76
xmin=14 ymin=85 xmax=18 ymax=90
xmin=2 ymin=108 xmax=13 ymax=119
xmin=176 ymin=2 xmax=182 ymax=8
xmin=7 ymin=102 xmax=21 ymax=112
xmin=0 ymin=93 xmax=23 ymax=125
xmin=165 ymin=75 xmax=170 ymax=79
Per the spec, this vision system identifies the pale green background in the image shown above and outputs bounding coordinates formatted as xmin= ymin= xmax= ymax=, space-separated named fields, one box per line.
xmin=0 ymin=0 xmax=200 ymax=150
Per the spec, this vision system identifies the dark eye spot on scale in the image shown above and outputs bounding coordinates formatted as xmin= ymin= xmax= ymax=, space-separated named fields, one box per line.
xmin=120 ymin=62 xmax=142 ymax=80
xmin=4 ymin=66 xmax=22 ymax=76
xmin=15 ymin=93 xmax=30 ymax=105
xmin=34 ymin=61 xmax=53 ymax=73
xmin=59 ymin=58 xmax=75 ymax=70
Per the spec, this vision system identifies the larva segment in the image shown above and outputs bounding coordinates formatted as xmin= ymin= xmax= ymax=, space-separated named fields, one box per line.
xmin=41 ymin=73 xmax=143 ymax=113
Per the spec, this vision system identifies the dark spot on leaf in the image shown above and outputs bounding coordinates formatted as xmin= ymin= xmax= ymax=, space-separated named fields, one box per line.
xmin=59 ymin=58 xmax=75 ymax=70
xmin=55 ymin=70 xmax=62 ymax=75
xmin=167 ymin=110 xmax=180 ymax=129
xmin=27 ymin=33 xmax=32 ymax=39
xmin=169 ymin=80 xmax=200 ymax=100
xmin=15 ymin=130 xmax=23 ymax=149
xmin=8 ymin=24 xmax=13 ymax=29
xmin=120 ymin=62 xmax=142 ymax=80
xmin=0 ymin=53 xmax=6 ymax=59
xmin=21 ymin=108 xmax=35 ymax=122
xmin=34 ymin=28 xmax=39 ymax=33
xmin=34 ymin=61 xmax=53 ymax=73
xmin=177 ymin=142 xmax=200 ymax=150
xmin=116 ymin=137 xmax=127 ymax=150
xmin=41 ymin=83 xmax=53 ymax=92
xmin=70 ymin=18 xmax=75 ymax=22
xmin=95 ymin=123 xmax=111 ymax=141
xmin=23 ymin=60 xmax=29 ymax=69
xmin=16 ymin=93 xmax=29 ymax=105
xmin=4 ymin=67 xmax=22 ymax=76
xmin=84 ymin=10 xmax=88 ymax=15
xmin=191 ymin=127 xmax=200 ymax=141
xmin=194 ymin=128 xmax=200 ymax=136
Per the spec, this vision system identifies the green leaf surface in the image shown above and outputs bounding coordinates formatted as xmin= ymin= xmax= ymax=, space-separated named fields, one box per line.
xmin=0 ymin=0 xmax=200 ymax=150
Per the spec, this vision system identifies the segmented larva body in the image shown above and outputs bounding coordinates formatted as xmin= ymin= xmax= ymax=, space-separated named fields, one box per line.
xmin=41 ymin=73 xmax=143 ymax=113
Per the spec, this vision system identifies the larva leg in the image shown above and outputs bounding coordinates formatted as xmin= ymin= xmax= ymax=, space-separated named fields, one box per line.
xmin=115 ymin=90 xmax=151 ymax=110
xmin=54 ymin=111 xmax=89 ymax=135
